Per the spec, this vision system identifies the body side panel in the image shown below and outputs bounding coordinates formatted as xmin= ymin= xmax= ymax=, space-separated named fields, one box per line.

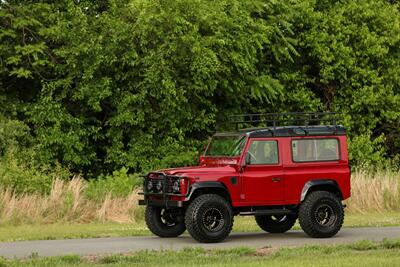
xmin=282 ymin=135 xmax=350 ymax=203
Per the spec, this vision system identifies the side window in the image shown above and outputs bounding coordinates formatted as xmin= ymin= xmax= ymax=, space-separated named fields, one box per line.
xmin=292 ymin=139 xmax=340 ymax=162
xmin=248 ymin=140 xmax=279 ymax=165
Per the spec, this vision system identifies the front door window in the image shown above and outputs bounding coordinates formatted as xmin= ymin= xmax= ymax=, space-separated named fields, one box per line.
xmin=248 ymin=140 xmax=279 ymax=165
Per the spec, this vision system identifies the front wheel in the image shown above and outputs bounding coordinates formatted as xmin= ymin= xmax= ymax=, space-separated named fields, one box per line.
xmin=299 ymin=191 xmax=344 ymax=238
xmin=145 ymin=206 xmax=186 ymax=237
xmin=185 ymin=194 xmax=233 ymax=243
xmin=255 ymin=214 xmax=297 ymax=233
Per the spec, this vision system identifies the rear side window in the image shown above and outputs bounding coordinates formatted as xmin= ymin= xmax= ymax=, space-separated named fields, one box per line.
xmin=292 ymin=139 xmax=340 ymax=162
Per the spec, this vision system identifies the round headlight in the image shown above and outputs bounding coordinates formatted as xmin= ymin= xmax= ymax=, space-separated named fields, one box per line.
xmin=172 ymin=180 xmax=180 ymax=193
xmin=146 ymin=181 xmax=153 ymax=191
xmin=156 ymin=180 xmax=163 ymax=192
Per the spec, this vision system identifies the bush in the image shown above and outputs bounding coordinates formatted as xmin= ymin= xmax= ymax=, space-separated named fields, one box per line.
xmin=0 ymin=153 xmax=70 ymax=195
xmin=0 ymin=116 xmax=71 ymax=194
xmin=84 ymin=168 xmax=141 ymax=201
xmin=347 ymin=132 xmax=398 ymax=170
xmin=149 ymin=143 xmax=201 ymax=171
xmin=0 ymin=117 xmax=31 ymax=157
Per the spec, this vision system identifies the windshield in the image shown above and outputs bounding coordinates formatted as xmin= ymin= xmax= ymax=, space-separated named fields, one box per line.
xmin=205 ymin=135 xmax=246 ymax=157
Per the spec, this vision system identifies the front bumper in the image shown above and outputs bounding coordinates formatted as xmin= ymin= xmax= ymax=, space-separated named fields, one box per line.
xmin=138 ymin=198 xmax=183 ymax=207
xmin=138 ymin=172 xmax=189 ymax=208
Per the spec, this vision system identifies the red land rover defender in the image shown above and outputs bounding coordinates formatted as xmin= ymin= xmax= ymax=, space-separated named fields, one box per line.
xmin=139 ymin=113 xmax=351 ymax=243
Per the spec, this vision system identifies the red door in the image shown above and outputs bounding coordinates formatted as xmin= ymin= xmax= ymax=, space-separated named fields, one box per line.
xmin=241 ymin=139 xmax=284 ymax=204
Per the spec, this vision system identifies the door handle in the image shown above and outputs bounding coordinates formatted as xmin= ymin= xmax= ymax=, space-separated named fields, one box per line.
xmin=271 ymin=177 xmax=281 ymax=182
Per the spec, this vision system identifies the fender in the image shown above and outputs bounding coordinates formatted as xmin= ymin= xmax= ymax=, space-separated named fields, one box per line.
xmin=300 ymin=179 xmax=342 ymax=202
xmin=186 ymin=181 xmax=230 ymax=201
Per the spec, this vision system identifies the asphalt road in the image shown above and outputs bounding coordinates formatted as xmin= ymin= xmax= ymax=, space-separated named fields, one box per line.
xmin=1 ymin=227 xmax=400 ymax=258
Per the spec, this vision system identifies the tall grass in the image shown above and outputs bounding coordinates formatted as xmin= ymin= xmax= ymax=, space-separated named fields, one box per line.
xmin=346 ymin=170 xmax=400 ymax=213
xmin=0 ymin=170 xmax=399 ymax=226
xmin=0 ymin=175 xmax=141 ymax=225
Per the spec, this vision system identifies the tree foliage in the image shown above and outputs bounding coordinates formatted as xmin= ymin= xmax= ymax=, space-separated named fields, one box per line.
xmin=0 ymin=0 xmax=399 ymax=177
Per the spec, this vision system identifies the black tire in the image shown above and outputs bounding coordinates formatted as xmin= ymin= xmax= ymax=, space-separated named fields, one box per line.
xmin=145 ymin=206 xmax=186 ymax=237
xmin=298 ymin=191 xmax=344 ymax=238
xmin=185 ymin=194 xmax=233 ymax=243
xmin=255 ymin=214 xmax=297 ymax=233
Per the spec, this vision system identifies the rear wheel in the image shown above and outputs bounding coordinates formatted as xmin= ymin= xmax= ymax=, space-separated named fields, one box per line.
xmin=299 ymin=191 xmax=344 ymax=238
xmin=185 ymin=194 xmax=233 ymax=243
xmin=145 ymin=206 xmax=186 ymax=237
xmin=255 ymin=214 xmax=297 ymax=233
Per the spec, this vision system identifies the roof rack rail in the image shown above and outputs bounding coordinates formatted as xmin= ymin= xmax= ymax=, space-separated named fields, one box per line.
xmin=230 ymin=112 xmax=342 ymax=129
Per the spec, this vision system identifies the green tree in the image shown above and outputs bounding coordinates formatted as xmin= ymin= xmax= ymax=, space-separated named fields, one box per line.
xmin=271 ymin=0 xmax=400 ymax=165
xmin=1 ymin=0 xmax=399 ymax=178
xmin=2 ymin=0 xmax=295 ymax=175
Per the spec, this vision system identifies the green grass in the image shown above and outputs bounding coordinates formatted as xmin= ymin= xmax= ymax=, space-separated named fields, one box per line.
xmin=233 ymin=211 xmax=400 ymax=232
xmin=0 ymin=212 xmax=399 ymax=242
xmin=1 ymin=239 xmax=400 ymax=266
xmin=0 ymin=223 xmax=149 ymax=242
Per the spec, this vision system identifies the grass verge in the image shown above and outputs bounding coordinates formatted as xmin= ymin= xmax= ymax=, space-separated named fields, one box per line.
xmin=0 ymin=223 xmax=149 ymax=242
xmin=0 ymin=170 xmax=399 ymax=242
xmin=1 ymin=239 xmax=400 ymax=266
xmin=1 ymin=170 xmax=399 ymax=226
xmin=233 ymin=211 xmax=400 ymax=232
xmin=1 ymin=212 xmax=399 ymax=242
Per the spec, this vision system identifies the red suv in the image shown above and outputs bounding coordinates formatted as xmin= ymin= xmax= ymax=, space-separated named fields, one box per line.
xmin=139 ymin=113 xmax=351 ymax=243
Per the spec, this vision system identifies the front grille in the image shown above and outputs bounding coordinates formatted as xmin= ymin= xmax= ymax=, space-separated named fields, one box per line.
xmin=144 ymin=173 xmax=180 ymax=194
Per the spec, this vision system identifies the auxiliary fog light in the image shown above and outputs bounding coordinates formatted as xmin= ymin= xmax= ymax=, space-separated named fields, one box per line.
xmin=156 ymin=180 xmax=163 ymax=192
xmin=146 ymin=181 xmax=153 ymax=191
xmin=173 ymin=180 xmax=180 ymax=193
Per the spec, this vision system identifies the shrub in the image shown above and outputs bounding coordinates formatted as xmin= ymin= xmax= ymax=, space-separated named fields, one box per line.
xmin=0 ymin=153 xmax=70 ymax=195
xmin=348 ymin=132 xmax=387 ymax=169
xmin=85 ymin=168 xmax=141 ymax=201
xmin=0 ymin=117 xmax=31 ymax=157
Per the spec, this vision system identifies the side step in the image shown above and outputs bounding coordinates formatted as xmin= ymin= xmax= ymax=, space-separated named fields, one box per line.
xmin=239 ymin=209 xmax=295 ymax=216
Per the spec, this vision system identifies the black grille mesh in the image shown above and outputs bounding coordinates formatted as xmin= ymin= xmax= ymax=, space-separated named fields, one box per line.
xmin=145 ymin=175 xmax=179 ymax=193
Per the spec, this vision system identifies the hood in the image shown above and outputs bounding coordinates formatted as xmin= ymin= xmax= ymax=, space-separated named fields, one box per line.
xmin=157 ymin=165 xmax=238 ymax=177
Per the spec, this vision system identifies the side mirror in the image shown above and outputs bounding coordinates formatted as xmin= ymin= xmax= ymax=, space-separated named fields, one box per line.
xmin=240 ymin=152 xmax=251 ymax=173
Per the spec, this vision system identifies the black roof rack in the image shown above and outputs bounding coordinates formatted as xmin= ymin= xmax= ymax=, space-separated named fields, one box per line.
xmin=230 ymin=112 xmax=342 ymax=129
xmin=225 ymin=112 xmax=345 ymax=137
